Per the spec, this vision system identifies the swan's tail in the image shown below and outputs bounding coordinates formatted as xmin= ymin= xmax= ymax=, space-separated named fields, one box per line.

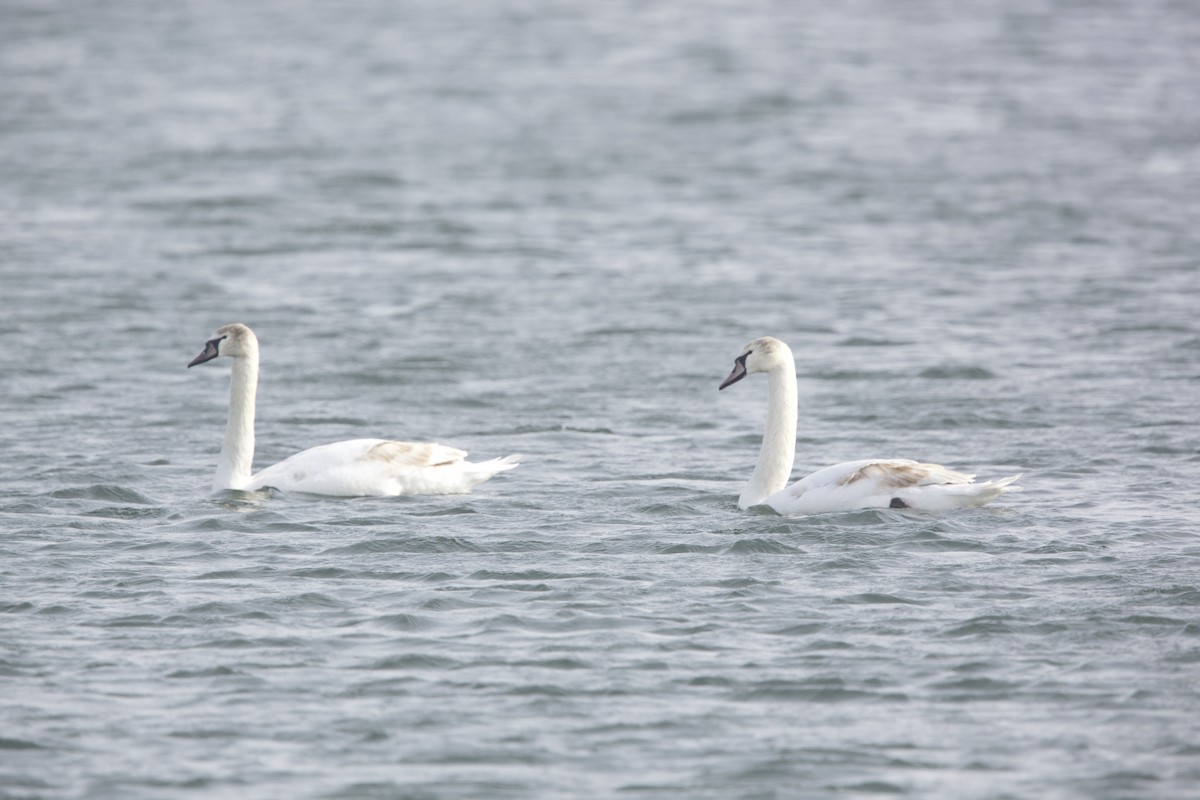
xmin=464 ymin=454 xmax=520 ymax=486
xmin=898 ymin=473 xmax=1021 ymax=511
xmin=949 ymin=473 xmax=1022 ymax=508
xmin=960 ymin=474 xmax=1017 ymax=506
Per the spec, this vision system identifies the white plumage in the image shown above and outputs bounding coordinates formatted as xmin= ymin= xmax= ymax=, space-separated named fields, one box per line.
xmin=719 ymin=336 xmax=1019 ymax=515
xmin=188 ymin=323 xmax=518 ymax=496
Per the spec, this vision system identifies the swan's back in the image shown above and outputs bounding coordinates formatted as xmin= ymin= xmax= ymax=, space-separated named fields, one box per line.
xmin=763 ymin=458 xmax=1020 ymax=515
xmin=246 ymin=438 xmax=518 ymax=496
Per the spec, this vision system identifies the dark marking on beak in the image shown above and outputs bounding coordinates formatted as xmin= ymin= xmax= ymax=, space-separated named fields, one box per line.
xmin=188 ymin=336 xmax=225 ymax=368
xmin=719 ymin=354 xmax=749 ymax=390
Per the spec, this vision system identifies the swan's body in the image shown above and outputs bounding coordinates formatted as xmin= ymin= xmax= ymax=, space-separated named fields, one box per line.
xmin=188 ymin=323 xmax=517 ymax=496
xmin=719 ymin=337 xmax=1019 ymax=515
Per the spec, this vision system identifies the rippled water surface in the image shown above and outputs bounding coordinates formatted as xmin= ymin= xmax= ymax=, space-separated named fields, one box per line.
xmin=3 ymin=1 xmax=1199 ymax=798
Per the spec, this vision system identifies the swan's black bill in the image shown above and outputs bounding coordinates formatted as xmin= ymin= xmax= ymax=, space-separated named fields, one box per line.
xmin=188 ymin=338 xmax=222 ymax=368
xmin=719 ymin=360 xmax=747 ymax=390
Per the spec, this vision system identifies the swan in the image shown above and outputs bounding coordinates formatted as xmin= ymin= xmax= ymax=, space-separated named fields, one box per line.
xmin=188 ymin=323 xmax=518 ymax=496
xmin=719 ymin=336 xmax=1020 ymax=515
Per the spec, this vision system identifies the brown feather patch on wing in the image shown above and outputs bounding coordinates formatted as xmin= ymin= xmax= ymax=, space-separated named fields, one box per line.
xmin=839 ymin=462 xmax=972 ymax=488
xmin=365 ymin=441 xmax=467 ymax=468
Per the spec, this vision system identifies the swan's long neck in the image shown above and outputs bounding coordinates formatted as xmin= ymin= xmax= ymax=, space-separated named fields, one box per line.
xmin=216 ymin=353 xmax=258 ymax=490
xmin=740 ymin=364 xmax=797 ymax=508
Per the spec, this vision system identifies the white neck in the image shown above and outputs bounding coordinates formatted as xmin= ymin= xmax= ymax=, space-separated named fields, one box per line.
xmin=739 ymin=362 xmax=797 ymax=508
xmin=215 ymin=352 xmax=258 ymax=490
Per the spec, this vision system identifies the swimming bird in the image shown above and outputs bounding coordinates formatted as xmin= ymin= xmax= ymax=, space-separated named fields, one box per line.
xmin=719 ymin=336 xmax=1019 ymax=515
xmin=188 ymin=323 xmax=518 ymax=496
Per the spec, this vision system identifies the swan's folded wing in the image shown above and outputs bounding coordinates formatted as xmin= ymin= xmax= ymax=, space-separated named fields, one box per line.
xmin=784 ymin=459 xmax=915 ymax=494
xmin=767 ymin=459 xmax=975 ymax=514
xmin=363 ymin=440 xmax=469 ymax=468
xmin=838 ymin=460 xmax=974 ymax=488
xmin=246 ymin=438 xmax=471 ymax=494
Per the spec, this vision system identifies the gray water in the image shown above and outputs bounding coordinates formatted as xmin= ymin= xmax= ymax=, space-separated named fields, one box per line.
xmin=2 ymin=0 xmax=1199 ymax=797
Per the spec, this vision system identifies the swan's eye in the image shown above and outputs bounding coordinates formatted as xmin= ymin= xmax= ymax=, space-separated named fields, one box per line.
xmin=736 ymin=351 xmax=751 ymax=365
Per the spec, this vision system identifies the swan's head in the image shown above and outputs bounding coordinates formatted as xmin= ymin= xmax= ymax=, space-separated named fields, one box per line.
xmin=188 ymin=323 xmax=259 ymax=367
xmin=719 ymin=336 xmax=793 ymax=390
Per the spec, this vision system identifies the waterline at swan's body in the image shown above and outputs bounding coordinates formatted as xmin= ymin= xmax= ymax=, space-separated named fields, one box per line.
xmin=719 ymin=336 xmax=1020 ymax=515
xmin=188 ymin=323 xmax=517 ymax=497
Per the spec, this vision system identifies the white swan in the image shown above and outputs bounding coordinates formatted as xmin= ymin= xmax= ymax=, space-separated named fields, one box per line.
xmin=719 ymin=336 xmax=1020 ymax=515
xmin=188 ymin=323 xmax=518 ymax=496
